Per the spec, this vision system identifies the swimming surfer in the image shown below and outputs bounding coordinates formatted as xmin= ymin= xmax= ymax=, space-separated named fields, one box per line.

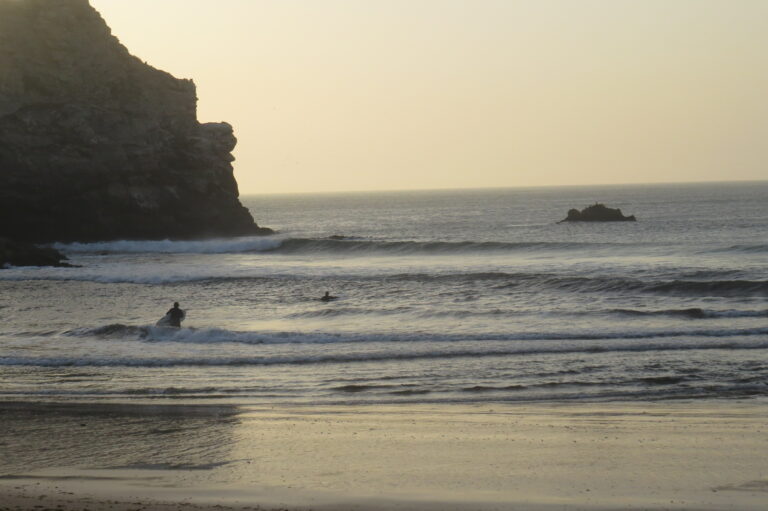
xmin=320 ymin=291 xmax=337 ymax=302
xmin=166 ymin=302 xmax=185 ymax=327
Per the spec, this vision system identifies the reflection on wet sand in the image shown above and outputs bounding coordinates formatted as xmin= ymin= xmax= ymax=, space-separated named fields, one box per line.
xmin=0 ymin=402 xmax=242 ymax=477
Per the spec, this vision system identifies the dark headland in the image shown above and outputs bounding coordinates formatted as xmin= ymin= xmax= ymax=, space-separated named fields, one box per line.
xmin=557 ymin=203 xmax=636 ymax=223
xmin=0 ymin=0 xmax=272 ymax=251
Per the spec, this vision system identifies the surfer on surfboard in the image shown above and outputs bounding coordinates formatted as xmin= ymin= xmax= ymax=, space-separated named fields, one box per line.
xmin=157 ymin=302 xmax=185 ymax=327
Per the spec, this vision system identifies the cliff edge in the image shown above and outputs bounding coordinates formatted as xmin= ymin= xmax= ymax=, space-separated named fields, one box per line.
xmin=0 ymin=0 xmax=272 ymax=242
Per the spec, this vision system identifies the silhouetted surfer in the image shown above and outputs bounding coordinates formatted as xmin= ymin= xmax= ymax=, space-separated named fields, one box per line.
xmin=320 ymin=291 xmax=337 ymax=302
xmin=165 ymin=302 xmax=185 ymax=327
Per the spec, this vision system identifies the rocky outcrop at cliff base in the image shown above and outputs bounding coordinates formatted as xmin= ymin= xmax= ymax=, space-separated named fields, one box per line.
xmin=0 ymin=238 xmax=70 ymax=268
xmin=0 ymin=0 xmax=272 ymax=242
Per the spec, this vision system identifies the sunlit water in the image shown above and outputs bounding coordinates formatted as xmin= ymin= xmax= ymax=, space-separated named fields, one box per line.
xmin=1 ymin=182 xmax=767 ymax=405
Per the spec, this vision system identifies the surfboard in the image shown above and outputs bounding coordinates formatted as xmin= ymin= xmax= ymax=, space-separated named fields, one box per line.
xmin=156 ymin=313 xmax=173 ymax=327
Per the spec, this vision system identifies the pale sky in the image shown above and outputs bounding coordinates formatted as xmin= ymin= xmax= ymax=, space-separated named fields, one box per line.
xmin=90 ymin=0 xmax=768 ymax=194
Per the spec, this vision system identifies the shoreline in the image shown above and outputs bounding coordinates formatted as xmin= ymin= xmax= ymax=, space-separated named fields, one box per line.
xmin=2 ymin=400 xmax=768 ymax=510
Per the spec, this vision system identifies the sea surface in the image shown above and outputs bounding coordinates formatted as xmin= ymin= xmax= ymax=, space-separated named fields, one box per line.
xmin=1 ymin=182 xmax=767 ymax=406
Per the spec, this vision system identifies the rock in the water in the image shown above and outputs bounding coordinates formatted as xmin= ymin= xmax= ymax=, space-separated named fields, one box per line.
xmin=558 ymin=203 xmax=636 ymax=223
xmin=0 ymin=238 xmax=71 ymax=268
xmin=0 ymin=0 xmax=273 ymax=242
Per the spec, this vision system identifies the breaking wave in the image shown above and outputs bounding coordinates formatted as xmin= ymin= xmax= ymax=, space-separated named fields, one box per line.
xmin=54 ymin=237 xmax=624 ymax=255
xmin=51 ymin=236 xmax=768 ymax=257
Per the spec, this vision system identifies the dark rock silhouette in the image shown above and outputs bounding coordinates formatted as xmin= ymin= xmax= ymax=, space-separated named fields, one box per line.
xmin=558 ymin=203 xmax=636 ymax=223
xmin=0 ymin=238 xmax=71 ymax=268
xmin=0 ymin=0 xmax=273 ymax=242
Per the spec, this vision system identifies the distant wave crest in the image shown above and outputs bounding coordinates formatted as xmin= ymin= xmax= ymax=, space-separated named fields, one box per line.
xmin=273 ymin=238 xmax=615 ymax=255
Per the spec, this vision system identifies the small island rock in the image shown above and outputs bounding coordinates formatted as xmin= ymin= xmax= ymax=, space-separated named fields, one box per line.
xmin=558 ymin=203 xmax=636 ymax=223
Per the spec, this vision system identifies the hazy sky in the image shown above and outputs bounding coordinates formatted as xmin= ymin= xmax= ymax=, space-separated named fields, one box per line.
xmin=90 ymin=0 xmax=768 ymax=194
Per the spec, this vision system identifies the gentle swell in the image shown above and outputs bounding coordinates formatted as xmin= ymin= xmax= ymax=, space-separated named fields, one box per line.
xmin=716 ymin=244 xmax=768 ymax=254
xmin=389 ymin=274 xmax=768 ymax=297
xmin=610 ymin=308 xmax=768 ymax=319
xmin=5 ymin=264 xmax=764 ymax=296
xmin=60 ymin=323 xmax=768 ymax=346
xmin=2 ymin=338 xmax=768 ymax=368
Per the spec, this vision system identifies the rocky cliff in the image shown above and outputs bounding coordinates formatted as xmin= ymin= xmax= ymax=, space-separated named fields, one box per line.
xmin=0 ymin=0 xmax=272 ymax=242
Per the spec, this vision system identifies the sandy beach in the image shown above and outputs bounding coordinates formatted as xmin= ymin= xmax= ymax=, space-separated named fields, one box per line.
xmin=2 ymin=400 xmax=767 ymax=510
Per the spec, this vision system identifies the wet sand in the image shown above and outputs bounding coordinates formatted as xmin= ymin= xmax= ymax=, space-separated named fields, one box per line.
xmin=1 ymin=401 xmax=767 ymax=510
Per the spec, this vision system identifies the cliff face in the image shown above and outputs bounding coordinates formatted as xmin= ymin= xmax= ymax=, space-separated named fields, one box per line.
xmin=0 ymin=0 xmax=271 ymax=242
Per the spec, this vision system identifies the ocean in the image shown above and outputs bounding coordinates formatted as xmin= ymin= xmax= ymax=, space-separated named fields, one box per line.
xmin=1 ymin=182 xmax=767 ymax=406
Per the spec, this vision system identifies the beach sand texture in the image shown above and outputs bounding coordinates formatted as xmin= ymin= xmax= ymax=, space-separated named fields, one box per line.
xmin=2 ymin=401 xmax=767 ymax=510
